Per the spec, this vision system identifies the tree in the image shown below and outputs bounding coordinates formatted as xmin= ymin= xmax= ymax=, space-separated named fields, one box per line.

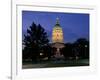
xmin=60 ymin=38 xmax=89 ymax=60
xmin=74 ymin=38 xmax=89 ymax=59
xmin=42 ymin=45 xmax=53 ymax=60
xmin=23 ymin=22 xmax=49 ymax=62
xmin=60 ymin=43 xmax=74 ymax=59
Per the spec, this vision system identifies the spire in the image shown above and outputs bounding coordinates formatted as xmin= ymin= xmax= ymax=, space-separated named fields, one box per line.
xmin=56 ymin=17 xmax=60 ymax=24
xmin=55 ymin=17 xmax=61 ymax=27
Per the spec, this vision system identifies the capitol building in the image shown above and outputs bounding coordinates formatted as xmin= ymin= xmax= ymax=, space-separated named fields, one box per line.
xmin=51 ymin=18 xmax=65 ymax=59
xmin=52 ymin=18 xmax=64 ymax=43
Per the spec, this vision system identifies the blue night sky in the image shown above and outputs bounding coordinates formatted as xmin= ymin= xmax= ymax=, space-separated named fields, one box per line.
xmin=22 ymin=11 xmax=89 ymax=43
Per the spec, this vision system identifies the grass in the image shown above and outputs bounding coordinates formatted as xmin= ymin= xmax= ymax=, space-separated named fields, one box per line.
xmin=22 ymin=59 xmax=89 ymax=69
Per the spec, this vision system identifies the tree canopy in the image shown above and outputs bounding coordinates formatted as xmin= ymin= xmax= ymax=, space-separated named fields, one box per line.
xmin=23 ymin=22 xmax=49 ymax=62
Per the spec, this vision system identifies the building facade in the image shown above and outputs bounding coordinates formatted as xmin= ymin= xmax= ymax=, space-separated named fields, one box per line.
xmin=52 ymin=18 xmax=65 ymax=59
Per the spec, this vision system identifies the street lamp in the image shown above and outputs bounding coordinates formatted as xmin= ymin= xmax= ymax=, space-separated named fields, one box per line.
xmin=40 ymin=53 xmax=43 ymax=56
xmin=85 ymin=45 xmax=87 ymax=48
xmin=84 ymin=45 xmax=87 ymax=58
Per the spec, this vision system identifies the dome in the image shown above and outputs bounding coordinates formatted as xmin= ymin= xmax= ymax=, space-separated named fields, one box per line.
xmin=52 ymin=18 xmax=64 ymax=43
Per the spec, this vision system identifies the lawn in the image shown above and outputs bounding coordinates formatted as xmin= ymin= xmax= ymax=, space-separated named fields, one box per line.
xmin=22 ymin=59 xmax=89 ymax=69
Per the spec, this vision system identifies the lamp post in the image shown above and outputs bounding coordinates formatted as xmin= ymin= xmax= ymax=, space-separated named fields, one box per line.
xmin=85 ymin=45 xmax=87 ymax=58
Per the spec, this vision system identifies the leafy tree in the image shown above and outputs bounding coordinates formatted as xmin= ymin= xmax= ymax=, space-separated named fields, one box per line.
xmin=23 ymin=22 xmax=49 ymax=62
xmin=60 ymin=43 xmax=74 ymax=59
xmin=74 ymin=38 xmax=89 ymax=59
xmin=42 ymin=45 xmax=53 ymax=60
xmin=60 ymin=38 xmax=89 ymax=60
